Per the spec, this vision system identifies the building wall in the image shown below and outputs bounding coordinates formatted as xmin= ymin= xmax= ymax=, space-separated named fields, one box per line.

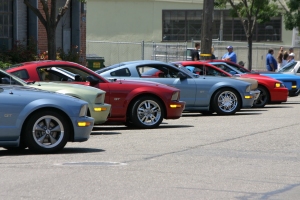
xmin=80 ymin=9 xmax=87 ymax=64
xmin=87 ymin=0 xmax=204 ymax=42
xmin=36 ymin=0 xmax=83 ymax=56
xmin=37 ymin=0 xmax=50 ymax=53
xmin=87 ymin=0 xmax=294 ymax=46
xmin=16 ymin=1 xmax=27 ymax=42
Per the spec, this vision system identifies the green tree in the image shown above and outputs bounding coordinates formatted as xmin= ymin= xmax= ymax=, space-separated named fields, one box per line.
xmin=23 ymin=0 xmax=86 ymax=60
xmin=215 ymin=0 xmax=279 ymax=70
xmin=282 ymin=0 xmax=300 ymax=30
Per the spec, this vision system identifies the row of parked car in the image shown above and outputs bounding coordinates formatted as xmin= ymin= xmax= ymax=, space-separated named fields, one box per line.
xmin=1 ymin=59 xmax=300 ymax=153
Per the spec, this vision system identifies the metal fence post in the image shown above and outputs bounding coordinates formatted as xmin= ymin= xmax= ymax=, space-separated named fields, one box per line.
xmin=141 ymin=40 xmax=144 ymax=60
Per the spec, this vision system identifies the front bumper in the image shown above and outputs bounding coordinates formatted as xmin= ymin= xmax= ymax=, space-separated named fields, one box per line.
xmin=270 ymin=87 xmax=289 ymax=102
xmin=250 ymin=90 xmax=261 ymax=101
xmin=289 ymin=88 xmax=300 ymax=97
xmin=242 ymin=91 xmax=258 ymax=108
xmin=165 ymin=101 xmax=186 ymax=119
xmin=73 ymin=116 xmax=94 ymax=142
xmin=90 ymin=103 xmax=112 ymax=124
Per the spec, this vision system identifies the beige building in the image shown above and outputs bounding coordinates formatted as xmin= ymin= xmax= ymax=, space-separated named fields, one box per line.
xmin=86 ymin=0 xmax=297 ymax=68
xmin=87 ymin=0 xmax=294 ymax=45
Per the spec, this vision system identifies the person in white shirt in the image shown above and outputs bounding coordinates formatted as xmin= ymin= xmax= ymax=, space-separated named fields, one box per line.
xmin=281 ymin=51 xmax=289 ymax=67
xmin=288 ymin=53 xmax=295 ymax=63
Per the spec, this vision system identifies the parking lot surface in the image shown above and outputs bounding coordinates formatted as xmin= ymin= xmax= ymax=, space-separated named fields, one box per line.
xmin=1 ymin=97 xmax=300 ymax=199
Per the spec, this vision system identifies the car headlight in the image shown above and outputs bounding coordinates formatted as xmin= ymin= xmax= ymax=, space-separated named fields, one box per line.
xmin=171 ymin=91 xmax=180 ymax=101
xmin=245 ymin=85 xmax=251 ymax=93
xmin=95 ymin=93 xmax=105 ymax=104
xmin=79 ymin=104 xmax=88 ymax=117
xmin=275 ymin=82 xmax=285 ymax=88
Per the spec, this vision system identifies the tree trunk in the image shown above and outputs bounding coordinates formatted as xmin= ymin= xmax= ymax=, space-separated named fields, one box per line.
xmin=47 ymin=27 xmax=56 ymax=60
xmin=247 ymin=35 xmax=253 ymax=71
xmin=200 ymin=0 xmax=214 ymax=60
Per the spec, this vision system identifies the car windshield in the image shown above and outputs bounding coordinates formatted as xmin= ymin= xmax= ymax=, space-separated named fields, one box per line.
xmin=1 ymin=70 xmax=27 ymax=85
xmin=212 ymin=62 xmax=249 ymax=73
xmin=278 ymin=61 xmax=297 ymax=73
xmin=178 ymin=66 xmax=196 ymax=77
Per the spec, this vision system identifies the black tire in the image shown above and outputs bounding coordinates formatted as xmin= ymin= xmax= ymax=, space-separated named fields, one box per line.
xmin=252 ymin=86 xmax=269 ymax=108
xmin=211 ymin=88 xmax=240 ymax=115
xmin=129 ymin=96 xmax=164 ymax=129
xmin=24 ymin=110 xmax=70 ymax=153
xmin=124 ymin=120 xmax=136 ymax=128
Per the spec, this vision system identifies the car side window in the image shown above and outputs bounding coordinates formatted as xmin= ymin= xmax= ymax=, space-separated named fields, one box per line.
xmin=138 ymin=65 xmax=179 ymax=78
xmin=38 ymin=68 xmax=68 ymax=81
xmin=110 ymin=68 xmax=131 ymax=76
xmin=10 ymin=70 xmax=29 ymax=80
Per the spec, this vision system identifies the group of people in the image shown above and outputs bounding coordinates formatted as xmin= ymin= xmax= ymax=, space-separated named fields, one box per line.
xmin=266 ymin=47 xmax=295 ymax=72
xmin=190 ymin=42 xmax=236 ymax=63
xmin=190 ymin=43 xmax=296 ymax=72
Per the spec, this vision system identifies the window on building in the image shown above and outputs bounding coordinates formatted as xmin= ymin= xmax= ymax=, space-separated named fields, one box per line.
xmin=0 ymin=0 xmax=13 ymax=50
xmin=162 ymin=10 xmax=281 ymax=42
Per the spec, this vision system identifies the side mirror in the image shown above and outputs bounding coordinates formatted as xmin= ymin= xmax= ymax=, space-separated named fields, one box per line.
xmin=178 ymin=72 xmax=187 ymax=79
xmin=229 ymin=71 xmax=237 ymax=75
xmin=86 ymin=75 xmax=99 ymax=84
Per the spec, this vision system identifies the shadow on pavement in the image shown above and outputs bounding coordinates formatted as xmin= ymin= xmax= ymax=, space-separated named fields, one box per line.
xmin=0 ymin=147 xmax=104 ymax=156
xmin=91 ymin=131 xmax=121 ymax=135
xmin=264 ymin=105 xmax=294 ymax=109
xmin=93 ymin=124 xmax=193 ymax=131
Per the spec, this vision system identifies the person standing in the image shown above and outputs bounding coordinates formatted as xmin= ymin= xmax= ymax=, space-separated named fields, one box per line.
xmin=288 ymin=52 xmax=295 ymax=63
xmin=222 ymin=46 xmax=237 ymax=63
xmin=277 ymin=50 xmax=283 ymax=71
xmin=190 ymin=42 xmax=200 ymax=61
xmin=266 ymin=48 xmax=277 ymax=72
xmin=288 ymin=47 xmax=294 ymax=62
xmin=211 ymin=47 xmax=216 ymax=59
xmin=282 ymin=51 xmax=289 ymax=67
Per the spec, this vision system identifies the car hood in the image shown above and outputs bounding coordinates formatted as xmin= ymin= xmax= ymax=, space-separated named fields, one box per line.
xmin=0 ymin=84 xmax=82 ymax=102
xmin=29 ymin=81 xmax=106 ymax=94
xmin=233 ymin=77 xmax=258 ymax=90
xmin=260 ymin=73 xmax=300 ymax=81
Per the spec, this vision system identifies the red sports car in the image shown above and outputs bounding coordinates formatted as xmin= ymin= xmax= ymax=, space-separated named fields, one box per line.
xmin=173 ymin=61 xmax=288 ymax=108
xmin=6 ymin=60 xmax=185 ymax=129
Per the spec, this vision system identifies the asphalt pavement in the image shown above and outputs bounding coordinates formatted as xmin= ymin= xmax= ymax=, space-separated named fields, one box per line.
xmin=1 ymin=96 xmax=300 ymax=200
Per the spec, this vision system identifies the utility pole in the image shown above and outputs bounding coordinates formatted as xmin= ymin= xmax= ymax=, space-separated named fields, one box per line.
xmin=200 ymin=0 xmax=214 ymax=60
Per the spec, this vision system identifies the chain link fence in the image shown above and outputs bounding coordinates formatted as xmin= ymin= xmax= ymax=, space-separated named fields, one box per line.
xmin=87 ymin=40 xmax=299 ymax=71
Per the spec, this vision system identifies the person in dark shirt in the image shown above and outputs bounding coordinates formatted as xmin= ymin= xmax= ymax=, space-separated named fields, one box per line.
xmin=266 ymin=48 xmax=277 ymax=71
xmin=190 ymin=42 xmax=200 ymax=61
xmin=211 ymin=47 xmax=216 ymax=59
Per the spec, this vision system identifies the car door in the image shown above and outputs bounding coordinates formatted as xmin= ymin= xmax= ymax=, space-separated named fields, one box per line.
xmin=0 ymin=87 xmax=22 ymax=139
xmin=137 ymin=64 xmax=198 ymax=106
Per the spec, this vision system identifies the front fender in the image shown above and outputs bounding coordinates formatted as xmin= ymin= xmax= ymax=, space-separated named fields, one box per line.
xmin=16 ymin=99 xmax=75 ymax=129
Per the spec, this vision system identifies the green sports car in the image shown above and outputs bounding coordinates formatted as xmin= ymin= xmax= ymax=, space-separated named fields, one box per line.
xmin=0 ymin=69 xmax=111 ymax=125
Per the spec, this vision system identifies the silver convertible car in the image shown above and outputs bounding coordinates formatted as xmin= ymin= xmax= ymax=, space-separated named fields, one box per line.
xmin=95 ymin=60 xmax=259 ymax=115
xmin=278 ymin=61 xmax=300 ymax=75
xmin=0 ymin=85 xmax=94 ymax=153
